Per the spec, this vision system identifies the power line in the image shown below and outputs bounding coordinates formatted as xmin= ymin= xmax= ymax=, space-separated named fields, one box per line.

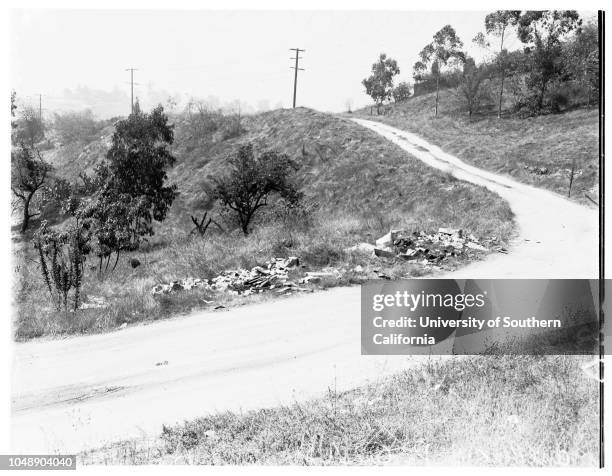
xmin=289 ymin=48 xmax=305 ymax=108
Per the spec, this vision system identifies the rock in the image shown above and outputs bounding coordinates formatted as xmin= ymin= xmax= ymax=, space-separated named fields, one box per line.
xmin=130 ymin=258 xmax=141 ymax=268
xmin=375 ymin=230 xmax=401 ymax=248
xmin=353 ymin=265 xmax=364 ymax=273
xmin=374 ymin=247 xmax=396 ymax=259
xmin=398 ymin=249 xmax=419 ymax=260
xmin=119 ymin=322 xmax=127 ymax=329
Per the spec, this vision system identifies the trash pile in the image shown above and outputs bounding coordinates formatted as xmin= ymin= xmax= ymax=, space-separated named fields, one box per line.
xmin=348 ymin=228 xmax=490 ymax=264
xmin=151 ymin=256 xmax=311 ymax=296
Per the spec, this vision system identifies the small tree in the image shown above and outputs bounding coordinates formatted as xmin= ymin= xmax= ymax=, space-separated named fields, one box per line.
xmin=362 ymin=53 xmax=400 ymax=114
xmin=77 ymin=191 xmax=147 ymax=272
xmin=414 ymin=25 xmax=465 ymax=117
xmin=14 ymin=105 xmax=45 ymax=146
xmin=457 ymin=57 xmax=489 ymax=117
xmin=11 ymin=143 xmax=51 ymax=232
xmin=33 ymin=220 xmax=91 ymax=311
xmin=474 ymin=10 xmax=521 ymax=118
xmin=213 ymin=143 xmax=300 ymax=235
xmin=392 ymin=82 xmax=412 ymax=103
xmin=516 ymin=10 xmax=581 ymax=113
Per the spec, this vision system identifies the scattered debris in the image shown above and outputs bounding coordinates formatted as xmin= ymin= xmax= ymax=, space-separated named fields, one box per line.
xmin=369 ymin=227 xmax=490 ymax=264
xmin=152 ymin=256 xmax=305 ymax=297
xmin=155 ymin=360 xmax=169 ymax=367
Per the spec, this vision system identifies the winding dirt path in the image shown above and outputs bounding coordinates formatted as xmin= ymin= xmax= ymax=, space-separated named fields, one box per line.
xmin=11 ymin=120 xmax=598 ymax=454
xmin=352 ymin=118 xmax=598 ymax=279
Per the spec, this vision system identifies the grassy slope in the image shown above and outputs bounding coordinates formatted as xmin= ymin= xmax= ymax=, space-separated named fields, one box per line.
xmin=81 ymin=355 xmax=598 ymax=466
xmin=354 ymin=90 xmax=599 ymax=205
xmin=15 ymin=108 xmax=513 ymax=339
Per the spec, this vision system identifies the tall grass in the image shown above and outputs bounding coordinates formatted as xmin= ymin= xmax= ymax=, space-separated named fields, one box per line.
xmin=80 ymin=355 xmax=599 ymax=466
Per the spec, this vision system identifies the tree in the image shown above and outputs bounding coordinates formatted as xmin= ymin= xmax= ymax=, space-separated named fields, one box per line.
xmin=75 ymin=105 xmax=178 ymax=268
xmin=103 ymin=104 xmax=178 ymax=235
xmin=392 ymin=82 xmax=412 ymax=103
xmin=213 ymin=143 xmax=300 ymax=235
xmin=516 ymin=10 xmax=581 ymax=113
xmin=474 ymin=11 xmax=521 ymax=118
xmin=14 ymin=105 xmax=45 ymax=146
xmin=564 ymin=20 xmax=599 ymax=106
xmin=11 ymin=91 xmax=17 ymax=129
xmin=414 ymin=25 xmax=465 ymax=117
xmin=457 ymin=57 xmax=489 ymax=117
xmin=362 ymin=53 xmax=400 ymax=114
xmin=11 ymin=143 xmax=51 ymax=232
xmin=78 ymin=191 xmax=149 ymax=271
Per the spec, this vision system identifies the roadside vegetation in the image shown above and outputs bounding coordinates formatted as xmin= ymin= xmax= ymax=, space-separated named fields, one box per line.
xmin=356 ymin=12 xmax=599 ymax=203
xmin=12 ymin=104 xmax=513 ymax=340
xmin=81 ymin=355 xmax=599 ymax=465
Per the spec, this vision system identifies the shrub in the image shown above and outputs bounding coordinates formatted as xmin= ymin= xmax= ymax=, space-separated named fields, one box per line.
xmin=213 ymin=143 xmax=301 ymax=235
xmin=53 ymin=110 xmax=102 ymax=144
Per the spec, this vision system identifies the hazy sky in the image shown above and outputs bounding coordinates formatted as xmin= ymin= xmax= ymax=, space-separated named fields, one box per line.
xmin=10 ymin=9 xmax=596 ymax=118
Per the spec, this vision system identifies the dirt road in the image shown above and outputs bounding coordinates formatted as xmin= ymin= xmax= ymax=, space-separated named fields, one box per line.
xmin=11 ymin=120 xmax=598 ymax=454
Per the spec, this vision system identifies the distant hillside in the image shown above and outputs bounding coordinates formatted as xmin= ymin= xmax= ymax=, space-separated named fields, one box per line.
xmin=354 ymin=90 xmax=599 ymax=205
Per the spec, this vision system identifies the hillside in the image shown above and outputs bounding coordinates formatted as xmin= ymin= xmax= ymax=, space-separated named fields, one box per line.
xmin=354 ymin=90 xmax=599 ymax=205
xmin=41 ymin=107 xmax=513 ymax=242
xmin=15 ymin=108 xmax=513 ymax=339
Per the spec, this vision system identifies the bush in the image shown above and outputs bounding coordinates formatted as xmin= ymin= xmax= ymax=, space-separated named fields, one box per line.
xmin=392 ymin=82 xmax=412 ymax=103
xmin=53 ymin=110 xmax=103 ymax=144
xmin=213 ymin=143 xmax=301 ymax=235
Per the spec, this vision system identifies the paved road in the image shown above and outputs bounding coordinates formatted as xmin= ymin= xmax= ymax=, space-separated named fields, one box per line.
xmin=11 ymin=119 xmax=598 ymax=454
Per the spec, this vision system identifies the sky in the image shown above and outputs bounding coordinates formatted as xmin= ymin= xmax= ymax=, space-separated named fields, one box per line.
xmin=10 ymin=9 xmax=596 ymax=119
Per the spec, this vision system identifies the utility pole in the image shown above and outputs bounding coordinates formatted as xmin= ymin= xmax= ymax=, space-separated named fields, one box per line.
xmin=290 ymin=48 xmax=305 ymax=108
xmin=125 ymin=68 xmax=138 ymax=114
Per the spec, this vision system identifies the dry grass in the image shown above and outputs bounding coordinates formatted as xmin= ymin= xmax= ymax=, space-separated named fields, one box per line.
xmin=80 ymin=355 xmax=599 ymax=466
xmin=354 ymin=90 xmax=599 ymax=205
xmin=14 ymin=108 xmax=513 ymax=340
